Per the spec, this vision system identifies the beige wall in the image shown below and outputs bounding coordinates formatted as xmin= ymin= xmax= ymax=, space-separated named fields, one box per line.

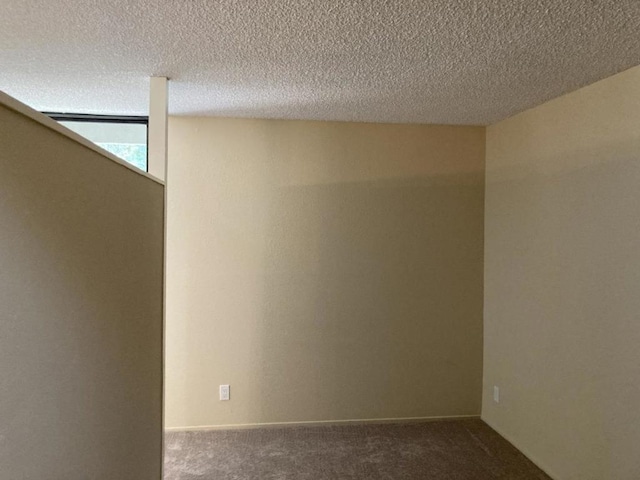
xmin=166 ymin=118 xmax=485 ymax=428
xmin=0 ymin=103 xmax=164 ymax=479
xmin=483 ymin=65 xmax=640 ymax=480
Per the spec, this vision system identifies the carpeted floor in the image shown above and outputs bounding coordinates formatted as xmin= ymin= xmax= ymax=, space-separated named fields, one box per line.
xmin=164 ymin=419 xmax=551 ymax=480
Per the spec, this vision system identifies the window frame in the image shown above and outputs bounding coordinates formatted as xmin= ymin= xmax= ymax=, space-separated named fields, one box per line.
xmin=43 ymin=112 xmax=149 ymax=171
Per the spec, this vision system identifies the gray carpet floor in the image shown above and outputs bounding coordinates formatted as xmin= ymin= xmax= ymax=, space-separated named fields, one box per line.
xmin=164 ymin=419 xmax=551 ymax=480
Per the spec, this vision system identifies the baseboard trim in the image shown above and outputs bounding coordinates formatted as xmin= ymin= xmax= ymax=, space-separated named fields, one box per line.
xmin=481 ymin=417 xmax=561 ymax=480
xmin=165 ymin=414 xmax=480 ymax=432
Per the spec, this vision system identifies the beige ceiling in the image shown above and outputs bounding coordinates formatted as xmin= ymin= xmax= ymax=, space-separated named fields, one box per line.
xmin=1 ymin=0 xmax=639 ymax=125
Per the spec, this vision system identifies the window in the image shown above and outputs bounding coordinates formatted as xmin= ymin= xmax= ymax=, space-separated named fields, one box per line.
xmin=44 ymin=113 xmax=148 ymax=171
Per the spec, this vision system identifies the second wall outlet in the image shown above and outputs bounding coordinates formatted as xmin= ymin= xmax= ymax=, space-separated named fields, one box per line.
xmin=219 ymin=384 xmax=230 ymax=401
xmin=493 ymin=386 xmax=500 ymax=403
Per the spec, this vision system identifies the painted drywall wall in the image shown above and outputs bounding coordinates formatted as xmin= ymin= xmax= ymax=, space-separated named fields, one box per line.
xmin=0 ymin=102 xmax=164 ymax=479
xmin=483 ymin=65 xmax=640 ymax=480
xmin=165 ymin=117 xmax=485 ymax=428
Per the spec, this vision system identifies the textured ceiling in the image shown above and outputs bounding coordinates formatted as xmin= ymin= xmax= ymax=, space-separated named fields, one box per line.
xmin=1 ymin=0 xmax=639 ymax=125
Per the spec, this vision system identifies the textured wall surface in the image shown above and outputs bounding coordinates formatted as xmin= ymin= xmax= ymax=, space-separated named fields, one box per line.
xmin=2 ymin=1 xmax=640 ymax=125
xmin=0 ymin=102 xmax=164 ymax=479
xmin=483 ymin=65 xmax=640 ymax=480
xmin=165 ymin=117 xmax=485 ymax=428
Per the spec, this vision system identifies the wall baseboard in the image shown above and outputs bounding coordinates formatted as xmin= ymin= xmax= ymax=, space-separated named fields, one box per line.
xmin=165 ymin=414 xmax=480 ymax=432
xmin=481 ymin=417 xmax=561 ymax=480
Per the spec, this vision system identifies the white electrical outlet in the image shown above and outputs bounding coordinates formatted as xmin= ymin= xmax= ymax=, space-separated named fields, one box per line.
xmin=493 ymin=386 xmax=500 ymax=403
xmin=219 ymin=384 xmax=230 ymax=401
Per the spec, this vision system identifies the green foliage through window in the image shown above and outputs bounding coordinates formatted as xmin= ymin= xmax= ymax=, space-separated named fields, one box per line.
xmin=97 ymin=143 xmax=147 ymax=171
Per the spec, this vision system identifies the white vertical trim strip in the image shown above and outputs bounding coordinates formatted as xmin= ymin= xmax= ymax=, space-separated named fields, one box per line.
xmin=149 ymin=76 xmax=169 ymax=480
xmin=148 ymin=77 xmax=168 ymax=181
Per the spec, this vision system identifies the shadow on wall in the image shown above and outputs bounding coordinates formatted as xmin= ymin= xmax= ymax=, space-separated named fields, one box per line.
xmin=483 ymin=140 xmax=640 ymax=479
xmin=253 ymin=172 xmax=485 ymax=422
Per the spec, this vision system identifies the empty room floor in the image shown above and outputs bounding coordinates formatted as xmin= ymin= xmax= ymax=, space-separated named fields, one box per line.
xmin=164 ymin=419 xmax=550 ymax=480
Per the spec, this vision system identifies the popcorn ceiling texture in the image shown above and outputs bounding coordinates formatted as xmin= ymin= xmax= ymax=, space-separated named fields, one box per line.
xmin=1 ymin=0 xmax=639 ymax=125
